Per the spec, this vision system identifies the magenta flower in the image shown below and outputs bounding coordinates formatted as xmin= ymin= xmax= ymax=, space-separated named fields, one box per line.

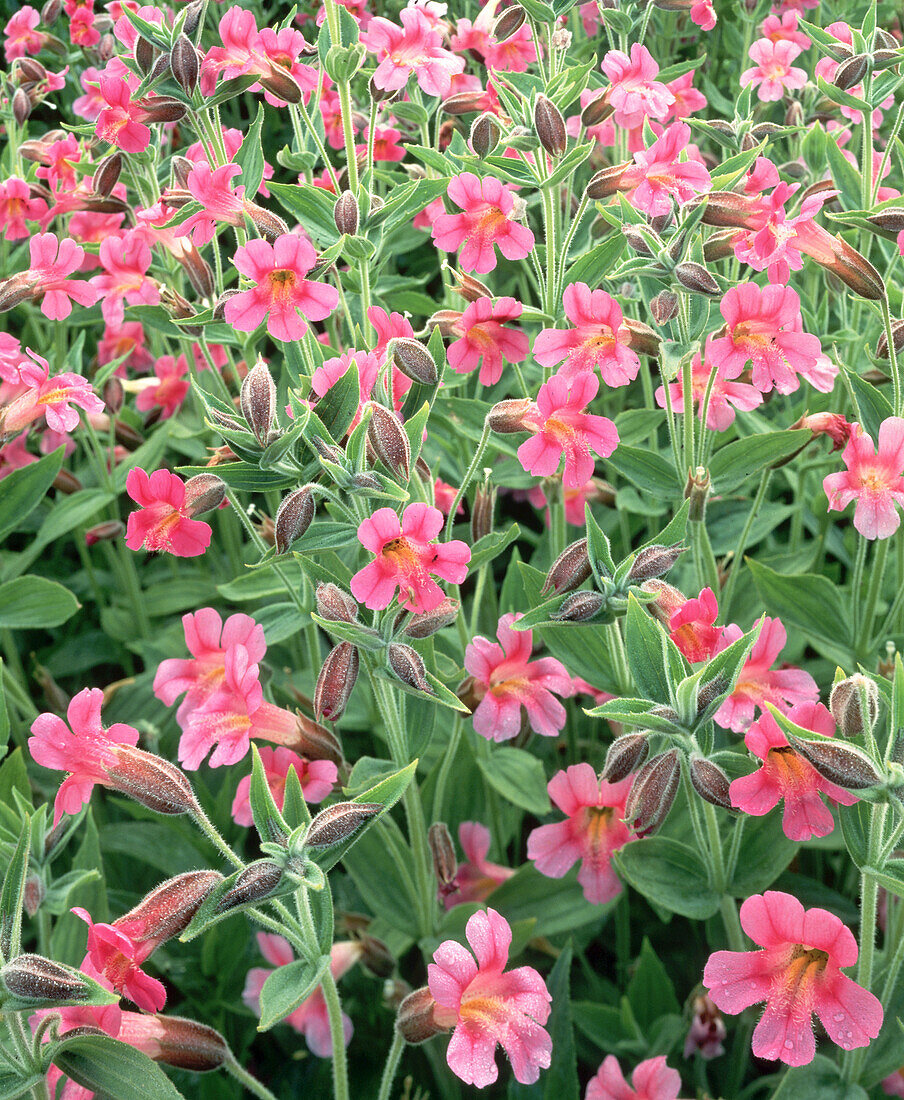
xmin=714 ymin=617 xmax=818 ymax=733
xmin=518 ymin=372 xmax=619 ymax=489
xmin=224 ymin=234 xmax=339 ymax=343
xmin=174 ymin=163 xmax=248 ymax=246
xmin=1 ymin=350 xmax=103 ymax=436
xmin=23 ymin=233 xmax=99 ymax=321
xmin=729 ymin=701 xmax=858 ymax=841
xmin=442 ymin=822 xmax=515 ymax=909
xmin=741 ymin=39 xmax=807 ymax=101
xmin=72 ymin=908 xmax=166 ymax=1014
xmin=4 ymin=7 xmax=42 ymax=61
xmin=464 ymin=613 xmax=571 ymax=741
xmin=350 ymin=503 xmax=470 ymax=614
xmin=231 ymin=746 xmax=337 ymax=827
xmin=703 ymin=891 xmax=883 ymax=1065
xmin=447 ymin=297 xmax=529 ymax=385
xmin=823 ymin=418 xmax=904 ymax=540
xmin=761 ymin=10 xmax=811 ymax=50
xmin=667 ymin=586 xmax=724 ymax=663
xmin=95 ymin=75 xmax=150 ymax=154
xmin=0 ymin=177 xmax=47 ymax=241
xmin=431 ymin=173 xmax=535 ymax=274
xmin=90 ymin=232 xmax=160 ymax=328
xmin=586 ymin=1055 xmax=682 ymax=1100
xmin=362 ymin=7 xmax=465 ymax=98
xmin=620 ymin=123 xmax=711 ymax=217
xmin=708 ymin=283 xmax=822 ymax=395
xmin=600 ymin=44 xmax=674 ymax=129
xmin=29 ymin=688 xmax=141 ymax=827
xmin=125 ymin=468 xmax=212 ymax=558
xmin=533 ymin=283 xmax=640 ymax=386
xmin=527 ymin=764 xmax=633 ymax=904
xmin=429 ymin=908 xmax=552 ymax=1088
xmin=134 ymin=355 xmax=189 ymax=420
xmin=655 ymin=339 xmax=763 ymax=432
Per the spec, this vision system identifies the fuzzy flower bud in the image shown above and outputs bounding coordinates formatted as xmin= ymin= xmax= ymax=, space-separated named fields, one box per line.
xmin=118 ymin=1014 xmax=230 ymax=1072
xmin=1 ymin=955 xmax=93 ymax=1006
xmin=429 ymin=821 xmax=457 ymax=891
xmin=470 ymin=113 xmax=501 ymax=158
xmin=675 ymin=262 xmax=720 ymax=297
xmin=829 ymin=675 xmax=880 ymax=738
xmin=404 ymin=597 xmax=460 ymax=638
xmin=334 ymin=191 xmax=359 ymax=236
xmin=397 ymin=986 xmax=445 ymax=1044
xmin=628 ymin=543 xmax=686 ymax=583
xmin=486 ymin=397 xmax=532 ymax=434
xmin=602 ymin=733 xmax=650 ymax=783
xmin=388 ymin=643 xmax=432 ymax=693
xmin=534 ymin=96 xmax=567 ymax=157
xmin=390 ymin=338 xmax=439 ymax=386
xmin=92 ymin=152 xmax=122 ymax=198
xmin=184 ymin=473 xmax=226 ymax=517
xmin=275 ymin=486 xmax=315 ymax=554
xmin=170 ymin=33 xmax=199 ymax=94
xmin=105 ymin=746 xmax=198 ymax=816
xmin=306 ymin=802 xmax=381 ymax=848
xmin=216 ymin=861 xmax=284 ymax=913
xmin=85 ymin=520 xmax=125 ymax=546
xmin=470 ymin=483 xmax=496 ymax=542
xmin=314 ymin=642 xmax=360 ymax=722
xmin=688 ymin=756 xmax=732 ymax=810
xmin=625 ymin=749 xmax=681 ymax=837
xmin=240 ymin=359 xmax=276 ymax=446
xmin=785 ymin=733 xmax=882 ymax=790
xmin=550 ymin=591 xmax=605 ymax=621
xmin=492 ymin=5 xmax=526 ymax=39
xmin=315 ymin=582 xmax=359 ymax=624
xmin=542 ymin=538 xmax=591 ymax=595
xmin=367 ymin=403 xmax=411 ymax=482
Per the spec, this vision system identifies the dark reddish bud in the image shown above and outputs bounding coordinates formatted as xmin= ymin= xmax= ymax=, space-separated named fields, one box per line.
xmin=170 ymin=33 xmax=199 ymax=94
xmin=171 ymin=155 xmax=194 ymax=189
xmin=360 ymin=934 xmax=394 ymax=978
xmin=470 ymin=483 xmax=496 ymax=542
xmin=116 ymin=871 xmax=223 ymax=950
xmin=427 ymin=308 xmax=463 ymax=337
xmin=869 ymin=207 xmax=904 ymax=234
xmin=397 ymin=987 xmax=445 ymax=1043
xmin=829 ymin=675 xmax=880 ymax=737
xmin=147 ymin=53 xmax=172 ymax=83
xmin=53 ymin=469 xmax=83 ymax=494
xmin=24 ymin=874 xmax=44 ymax=918
xmin=586 ymin=163 xmax=631 ymax=200
xmin=182 ymin=0 xmax=204 ymax=36
xmin=873 ymin=48 xmax=899 ymax=70
xmin=367 ymin=403 xmax=411 ymax=481
xmin=0 ymin=276 xmax=37 ymax=313
xmin=450 ymin=270 xmax=492 ymax=302
xmin=135 ymin=36 xmax=156 ymax=75
xmin=624 ymin=749 xmax=681 ymax=837
xmin=689 ymin=756 xmax=732 ymax=810
xmin=534 ymin=95 xmax=567 ymax=157
xmin=650 ymin=290 xmax=679 ymax=325
xmin=1 ymin=955 xmax=91 ymax=1005
xmin=159 ymin=287 xmax=199 ymax=331
xmin=85 ymin=520 xmax=125 ymax=546
xmin=622 ymin=225 xmax=657 ymax=256
xmin=786 ymin=734 xmax=882 ymax=790
xmin=275 ymin=486 xmax=315 ymax=553
xmin=103 ymin=375 xmax=123 ymax=415
xmin=92 ymin=152 xmax=122 ymax=197
xmin=216 ymin=861 xmax=284 ymax=912
xmin=289 ymin=711 xmax=345 ymax=767
xmin=315 ymin=582 xmax=359 ymax=624
xmin=41 ymin=0 xmax=63 ymax=23
xmin=179 ymin=245 xmax=215 ymax=299
xmin=428 ymin=822 xmax=457 ymax=890
xmin=315 ymin=642 xmax=359 ymax=722
xmin=306 ymin=802 xmax=381 ymax=848
xmin=580 ymin=94 xmax=614 ymax=128
xmin=240 ymin=359 xmax=276 ymax=446
xmin=696 ymin=674 xmax=729 ymax=715
xmin=833 ymin=53 xmax=868 ymax=90
xmin=875 ymin=28 xmax=898 ymax=49
xmin=310 ymin=436 xmax=345 ymax=464
xmin=470 ymin=113 xmax=501 ymax=158
xmin=388 ymin=643 xmax=432 ymax=693
xmin=184 ymin=473 xmax=226 ymax=516
xmin=259 ymin=64 xmax=303 ymax=104
xmin=675 ymin=261 xmax=720 ymax=296
xmin=118 ymin=1014 xmax=230 ymax=1072
xmin=106 ymin=746 xmax=198 ymax=815
xmin=98 ymin=33 xmax=115 ymax=61
xmin=210 ymin=407 xmax=246 ymax=433
xmin=602 ymin=733 xmax=650 ymax=783
xmin=404 ymin=597 xmax=460 ymax=638
xmin=245 ymin=204 xmax=290 ymax=241
xmin=550 ymin=590 xmax=605 ymax=621
xmin=12 ymin=89 xmax=31 ymax=126
xmin=487 ymin=397 xmax=532 ymax=434
xmin=351 ymin=472 xmax=381 ymax=491
xmin=334 ymin=190 xmax=359 ymax=236
xmin=135 ymin=96 xmax=186 ymax=124
xmin=13 ymin=57 xmax=48 ymax=84
xmin=542 ymin=538 xmax=591 ymax=595
xmin=390 ymin=338 xmax=439 ymax=386
xmin=442 ymin=90 xmax=489 ymax=115
xmin=628 ymin=543 xmax=686 ymax=583
xmin=492 ymin=5 xmax=526 ymax=40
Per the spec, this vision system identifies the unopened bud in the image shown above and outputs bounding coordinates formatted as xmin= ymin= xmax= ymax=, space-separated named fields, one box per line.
xmin=581 ymin=94 xmax=614 ymax=129
xmin=685 ymin=466 xmax=710 ymax=521
xmin=135 ymin=96 xmax=186 ymax=124
xmin=290 ymin=711 xmax=345 ymax=767
xmin=628 ymin=543 xmax=686 ymax=583
xmin=487 ymin=397 xmax=532 ymax=434
xmin=135 ymin=36 xmax=156 ymax=74
xmin=449 ymin=269 xmax=492 ymax=302
xmin=360 ymin=934 xmax=394 ymax=978
xmin=624 ymin=749 xmax=681 ymax=837
xmin=315 ymin=582 xmax=359 ymax=624
xmin=397 ymin=987 xmax=445 ymax=1044
xmin=85 ymin=520 xmax=125 ymax=547
xmin=471 ymin=483 xmax=495 ymax=542
xmin=689 ymin=756 xmax=732 ymax=810
xmin=550 ymin=590 xmax=605 ymax=621
xmin=246 ymin=204 xmax=290 ymax=242
xmin=829 ymin=674 xmax=880 ymax=737
xmin=24 ymin=874 xmax=45 ymax=918
xmin=492 ymin=4 xmax=526 ymax=40
xmin=696 ymin=674 xmax=729 ymax=716
xmin=543 ymin=538 xmax=591 ymax=595
xmin=118 ymin=1014 xmax=230 ymax=1072
xmin=390 ymin=338 xmax=438 ymax=386
xmin=428 ymin=822 xmax=457 ymax=889
xmin=1 ymin=955 xmax=91 ymax=1005
xmin=306 ymin=802 xmax=381 ymax=848
xmin=180 ymin=245 xmax=215 ymax=299
xmin=216 ymin=861 xmax=284 ymax=912
xmin=334 ymin=190 xmax=359 ymax=236
xmin=650 ymin=290 xmax=679 ymax=325
xmin=240 ymin=359 xmax=276 ymax=446
xmin=351 ymin=472 xmax=381 ymax=492
xmin=833 ymin=54 xmax=869 ymax=90
xmin=41 ymin=0 xmax=63 ymax=23
xmin=107 ymin=746 xmax=198 ymax=815
xmin=117 ymin=871 xmax=223 ymax=949
xmin=258 ymin=64 xmax=303 ymax=104
xmin=675 ymin=261 xmax=720 ymax=296
xmin=602 ymin=733 xmax=649 ymax=783
xmin=170 ymin=34 xmax=199 ymax=94
xmin=869 ymin=207 xmax=904 ymax=234
xmin=786 ymin=734 xmax=882 ymax=790
xmin=184 ymin=473 xmax=226 ymax=516
xmin=587 ymin=163 xmax=630 ymax=200
xmin=470 ymin=113 xmax=501 ymax=158
xmin=388 ymin=643 xmax=432 ymax=693
xmin=12 ymin=89 xmax=31 ymax=126
xmin=367 ymin=403 xmax=411 ymax=481
xmin=92 ymin=152 xmax=122 ymax=197
xmin=877 ymin=320 xmax=904 ymax=360
xmin=315 ymin=642 xmax=359 ymax=721
xmin=622 ymin=225 xmax=657 ymax=256
xmin=534 ymin=95 xmax=567 ymax=157
xmin=275 ymin=486 xmax=315 ymax=553
xmin=404 ymin=597 xmax=459 ymax=637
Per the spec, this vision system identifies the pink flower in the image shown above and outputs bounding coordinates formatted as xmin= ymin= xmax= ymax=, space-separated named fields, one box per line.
xmin=667 ymin=586 xmax=724 ymax=663
xmin=823 ymin=419 xmax=904 ymax=540
xmin=533 ymin=283 xmax=640 ymax=386
xmin=90 ymin=231 xmax=160 ymax=328
xmin=203 ymin=7 xmax=259 ymax=84
xmin=761 ymin=10 xmax=811 ymax=49
xmin=4 ymin=7 xmax=43 ymax=61
xmin=586 ymin=1055 xmax=682 ymax=1100
xmin=231 ymin=747 xmax=337 ymax=826
xmin=527 ymin=764 xmax=633 ymax=904
xmin=434 ymin=477 xmax=464 ymax=516
xmin=350 ymin=503 xmax=470 ymax=614
xmin=72 ymin=908 xmax=166 ymax=1014
xmin=691 ymin=0 xmax=717 ymax=30
xmin=729 ymin=701 xmax=857 ymax=841
xmin=620 ymin=123 xmax=712 ymax=217
xmin=95 ymin=75 xmax=150 ymax=153
xmin=243 ymin=934 xmax=359 ymax=1055
xmin=654 ymin=340 xmax=763 ymax=432
xmin=703 ymin=891 xmax=883 ymax=1066
xmin=429 ymin=908 xmax=552 ymax=1087
xmin=526 ymin=478 xmax=604 ymax=527
xmin=0 ymin=435 xmax=37 ymax=480
xmin=369 ymin=305 xmax=415 ymax=360
xmin=224 ymin=234 xmax=339 ymax=343
xmin=358 ymin=125 xmax=407 ymax=162
xmin=125 ymin=467 xmax=212 ymax=557
xmin=731 ymin=179 xmax=835 ymax=286
xmin=1 ymin=350 xmax=103 ymax=436
xmin=29 ymin=687 xmax=140 ymax=827
xmin=518 ymin=372 xmax=619 ymax=489
xmin=23 ymin=233 xmax=99 ymax=321
xmin=174 ymin=162 xmax=248 ymax=245
xmin=464 ymin=612 xmax=571 ymax=741
xmin=714 ymin=617 xmax=818 ymax=733
xmin=362 ymin=7 xmax=465 ymax=97
xmin=255 ymin=26 xmax=319 ymax=107
xmin=600 ymin=44 xmax=674 ymax=129
xmin=431 ymin=173 xmax=535 ymax=274
xmin=0 ymin=178 xmax=48 ymax=241
xmin=442 ymin=822 xmax=514 ymax=909
xmin=447 ymin=297 xmax=528 ymax=385
xmin=134 ymin=355 xmax=189 ymax=419
xmin=70 ymin=8 xmax=100 ymax=47
xmin=708 ymin=283 xmax=822 ymax=395
xmin=741 ymin=39 xmax=807 ymax=101
xmin=311 ymin=349 xmax=399 ymax=428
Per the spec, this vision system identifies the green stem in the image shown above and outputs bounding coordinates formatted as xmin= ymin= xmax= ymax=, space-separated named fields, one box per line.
xmin=445 ymin=422 xmax=492 ymax=538
xmin=882 ymin=295 xmax=902 ymax=417
xmin=855 ymin=538 xmax=889 ymax=660
xmin=376 ymin=1029 xmax=405 ymax=1100
xmin=321 ymin=970 xmax=350 ymax=1100
xmin=720 ymin=470 xmax=770 ymax=621
xmin=606 ymin=621 xmax=630 ymax=695
xmin=224 ymin=1055 xmax=281 ymax=1100
xmin=433 ymin=714 xmax=463 ymax=824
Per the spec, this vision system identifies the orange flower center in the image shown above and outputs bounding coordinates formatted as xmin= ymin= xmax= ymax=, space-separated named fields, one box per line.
xmin=267 ymin=269 xmax=298 ymax=301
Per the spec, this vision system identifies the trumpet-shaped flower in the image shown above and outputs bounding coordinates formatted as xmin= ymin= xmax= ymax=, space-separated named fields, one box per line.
xmin=429 ymin=908 xmax=552 ymax=1088
xmin=90 ymin=232 xmax=160 ymax=328
xmin=125 ymin=468 xmax=212 ymax=558
xmin=134 ymin=355 xmax=189 ymax=420
xmin=175 ymin=163 xmax=248 ymax=246
xmin=665 ymin=586 xmax=724 ymax=663
xmin=741 ymin=39 xmax=807 ymax=101
xmin=431 ymin=173 xmax=534 ymax=274
xmin=231 ymin=747 xmax=337 ymax=826
xmin=362 ymin=7 xmax=465 ymax=97
xmin=442 ymin=822 xmax=515 ymax=909
xmin=1 ymin=350 xmax=103 ymax=436
xmin=703 ymin=891 xmax=883 ymax=1065
xmin=620 ymin=123 xmax=712 ymax=217
xmin=351 ymin=503 xmax=470 ymax=614
xmin=527 ymin=764 xmax=633 ymax=904
xmin=533 ymin=284 xmax=640 ymax=386
xmin=586 ymin=1055 xmax=682 ymax=1100
xmin=823 ymin=418 xmax=904 ymax=540
xmin=95 ymin=75 xmax=150 ymax=153
xmin=600 ymin=44 xmax=674 ymax=129
xmin=72 ymin=908 xmax=166 ymax=1014
xmin=655 ymin=340 xmax=763 ymax=432
xmin=4 ymin=7 xmax=42 ymax=61
xmin=447 ymin=297 xmax=528 ymax=385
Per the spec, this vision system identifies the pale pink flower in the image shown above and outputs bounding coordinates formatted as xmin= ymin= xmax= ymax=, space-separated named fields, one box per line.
xmin=533 ymin=283 xmax=640 ymax=386
xmin=98 ymin=321 xmax=154 ymax=373
xmin=90 ymin=231 xmax=160 ymax=328
xmin=224 ymin=234 xmax=339 ymax=343
xmin=484 ymin=24 xmax=537 ymax=72
xmin=526 ymin=478 xmax=602 ymax=527
xmin=203 ymin=7 xmax=259 ymax=84
xmin=35 ymin=135 xmax=82 ymax=194
xmin=465 ymin=613 xmax=571 ymax=741
xmin=654 ymin=340 xmax=763 ymax=432
xmin=429 ymin=908 xmax=552 ymax=1088
xmin=231 ymin=746 xmax=337 ymax=826
xmin=0 ymin=178 xmax=48 ymax=240
xmin=351 ymin=503 xmax=470 ymax=614
xmin=70 ymin=7 xmax=100 ymax=47
xmin=662 ymin=71 xmax=707 ymax=124
xmin=74 ymin=65 xmax=106 ymax=119
xmin=358 ymin=125 xmax=407 ymax=162
xmin=600 ymin=44 xmax=674 ymax=129
xmin=1 ymin=350 xmax=103 ymax=436
xmin=95 ymin=75 xmax=150 ymax=153
xmin=741 ymin=39 xmax=807 ymax=102
xmin=22 ymin=233 xmax=99 ymax=320
xmin=704 ymin=891 xmax=883 ymax=1066
xmin=431 ymin=173 xmax=535 ymax=274
xmin=620 ymin=122 xmax=712 ymax=217
xmin=134 ymin=355 xmax=189 ymax=419
xmin=4 ymin=7 xmax=42 ymax=61
xmin=255 ymin=26 xmax=319 ymax=107
xmin=518 ymin=372 xmax=619 ymax=489
xmin=824 ymin=418 xmax=904 ymax=540
xmin=72 ymin=908 xmax=165 ymax=1014
xmin=586 ymin=1055 xmax=682 ymax=1100
xmin=0 ymin=435 xmax=37 ymax=480
xmin=434 ymin=477 xmax=464 ymax=516
xmin=125 ymin=468 xmax=212 ymax=558
xmin=447 ymin=297 xmax=528 ymax=385
xmin=528 ymin=764 xmax=633 ymax=904
xmin=442 ymin=822 xmax=514 ymax=909
xmin=362 ymin=7 xmax=465 ymax=97
xmin=761 ymin=10 xmax=810 ymax=50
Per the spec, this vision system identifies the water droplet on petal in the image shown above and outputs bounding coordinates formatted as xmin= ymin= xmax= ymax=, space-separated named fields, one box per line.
xmin=784 ymin=1039 xmax=794 ymax=1050
xmin=833 ymin=1012 xmax=844 ymax=1022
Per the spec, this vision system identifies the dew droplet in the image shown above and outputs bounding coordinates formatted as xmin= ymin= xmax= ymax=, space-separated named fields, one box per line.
xmin=833 ymin=1013 xmax=844 ymax=1022
xmin=784 ymin=1039 xmax=794 ymax=1050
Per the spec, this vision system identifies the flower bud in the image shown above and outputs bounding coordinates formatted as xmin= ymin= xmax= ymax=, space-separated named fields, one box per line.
xmin=470 ymin=113 xmax=501 ymax=158
xmin=103 ymin=375 xmax=124 ymax=415
xmin=1 ymin=955 xmax=91 ymax=1005
xmin=429 ymin=822 xmax=457 ymax=891
xmin=829 ymin=674 xmax=880 ymax=738
xmin=397 ymin=987 xmax=446 ymax=1044
xmin=182 ymin=0 xmax=204 ymax=36
xmin=360 ymin=934 xmax=394 ymax=978
xmin=624 ymin=749 xmax=681 ymax=837
xmin=869 ymin=207 xmax=904 ymax=234
xmin=628 ymin=543 xmax=686 ymax=583
xmin=685 ymin=466 xmax=710 ymax=522
xmin=289 ymin=711 xmax=345 ymax=767
xmin=470 ymin=483 xmax=495 ymax=542
xmin=216 ymin=861 xmax=284 ymax=913
xmin=492 ymin=5 xmax=525 ymax=40
xmin=24 ymin=874 xmax=45 ymax=918
xmin=92 ymin=152 xmax=122 ymax=197
xmin=135 ymin=35 xmax=156 ymax=74
xmin=622 ymin=225 xmax=657 ymax=256
xmin=117 ymin=871 xmax=223 ymax=949
xmin=877 ymin=320 xmax=904 ymax=359
xmin=602 ymin=733 xmax=649 ymax=783
xmin=12 ymin=88 xmax=31 ymax=126
xmin=246 ymin=204 xmax=290 ymax=242
xmin=390 ymin=338 xmax=439 ymax=386
xmin=675 ymin=261 xmax=720 ymax=296
xmin=534 ymin=95 xmax=567 ymax=157
xmin=135 ymin=96 xmax=186 ymax=124
xmin=314 ymin=642 xmax=359 ymax=722
xmin=258 ymin=64 xmax=303 ymax=104
xmin=542 ymin=538 xmax=591 ymax=595
xmin=351 ymin=472 xmax=381 ymax=492
xmin=650 ymin=290 xmax=679 ymax=325
xmin=275 ymin=486 xmax=315 ymax=553
xmin=315 ymin=582 xmax=359 ymax=624
xmin=42 ymin=0 xmax=63 ymax=23
xmin=85 ymin=520 xmax=125 ymax=546
xmin=684 ymin=994 xmax=726 ymax=1060
xmin=180 ymin=245 xmax=215 ymax=299
xmin=487 ymin=397 xmax=532 ymax=435
xmin=118 ymin=1014 xmax=230 ymax=1072
xmin=306 ymin=802 xmax=381 ymax=848
xmin=310 ymin=436 xmax=346 ymax=465
xmin=689 ymin=756 xmax=732 ymax=810
xmin=107 ymin=746 xmax=198 ymax=815
xmin=581 ymin=94 xmax=614 ymax=128
xmin=586 ymin=163 xmax=631 ymax=200
xmin=404 ymin=597 xmax=459 ymax=637
xmin=170 ymin=33 xmax=199 ymax=94
xmin=550 ymin=590 xmax=605 ymax=621
xmin=334 ymin=190 xmax=359 ymax=236
xmin=240 ymin=358 xmax=276 ymax=446
xmin=786 ymin=734 xmax=882 ymax=790
xmin=388 ymin=643 xmax=432 ymax=693
xmin=833 ymin=53 xmax=868 ymax=90
xmin=184 ymin=473 xmax=226 ymax=517
xmin=696 ymin=674 xmax=729 ymax=716
xmin=367 ymin=403 xmax=411 ymax=482
xmin=873 ymin=48 xmax=899 ymax=70
xmin=449 ymin=269 xmax=492 ymax=303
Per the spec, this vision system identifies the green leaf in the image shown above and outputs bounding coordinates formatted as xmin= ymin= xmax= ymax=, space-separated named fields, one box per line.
xmin=726 ymin=811 xmax=796 ymax=897
xmin=562 ymin=234 xmax=627 ymax=288
xmin=625 ymin=595 xmax=680 ymax=705
xmin=248 ymin=745 xmax=290 ymax=847
xmin=747 ymin=558 xmax=851 ymax=660
xmin=844 ymin=366 xmax=893 ymax=443
xmin=543 ymin=944 xmax=579 ymax=1100
xmin=0 ymin=449 xmax=64 ymax=544
xmin=51 ymin=1035 xmax=186 ymax=1099
xmin=627 ymin=938 xmax=680 ymax=1032
xmin=0 ymin=1073 xmax=46 ymax=1099
xmin=0 ymin=659 xmax=8 ymax=757
xmin=341 ymin=816 xmax=420 ymax=938
xmin=8 ymin=489 xmax=114 ymax=580
xmin=477 ymin=747 xmax=551 ymax=814
xmin=613 ymin=838 xmax=719 ymax=919
xmin=824 ymin=120 xmax=864 ymax=209
xmin=487 ymin=864 xmax=607 ymax=937
xmin=709 ymin=430 xmax=809 ymax=495
xmin=257 ymin=954 xmax=332 ymax=1031
xmin=0 ymin=814 xmax=31 ymax=959
xmin=606 ymin=446 xmax=681 ymax=497
xmin=770 ymin=1054 xmax=868 ymax=1099
xmin=315 ymin=359 xmax=360 ymax=441
xmin=585 ymin=505 xmax=615 ymax=583
xmin=0 ymin=577 xmax=79 ymax=630
xmin=268 ymin=182 xmax=340 ymax=247
xmin=236 ymin=104 xmax=266 ymax=199
xmin=468 ymin=523 xmax=521 ymax=573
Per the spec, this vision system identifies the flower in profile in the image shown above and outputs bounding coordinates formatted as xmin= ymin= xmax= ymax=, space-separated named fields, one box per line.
xmin=442 ymin=822 xmax=515 ymax=909
xmin=72 ymin=908 xmax=166 ymax=1013
xmin=134 ymin=355 xmax=189 ymax=420
xmin=350 ymin=503 xmax=470 ymax=614
xmin=823 ymin=418 xmax=904 ymax=540
xmin=95 ymin=75 xmax=150 ymax=154
xmin=428 ymin=908 xmax=552 ymax=1087
xmin=362 ymin=7 xmax=465 ymax=97
xmin=729 ymin=701 xmax=858 ymax=841
xmin=654 ymin=339 xmax=763 ymax=432
xmin=666 ymin=586 xmax=724 ymax=663
xmin=224 ymin=234 xmax=339 ymax=343
xmin=0 ymin=178 xmax=47 ymax=241
xmin=600 ymin=44 xmax=674 ymax=129
xmin=125 ymin=468 xmax=212 ymax=557
xmin=447 ymin=297 xmax=529 ymax=385
xmin=517 ymin=372 xmax=619 ymax=489
xmin=740 ymin=39 xmax=807 ymax=101
xmin=586 ymin=1055 xmax=682 ymax=1100
xmin=533 ymin=283 xmax=640 ymax=387
xmin=464 ymin=613 xmax=571 ymax=741
xmin=0 ymin=350 xmax=103 ymax=437
xmin=4 ymin=7 xmax=43 ymax=61
xmin=231 ymin=746 xmax=337 ymax=826
xmin=431 ymin=173 xmax=535 ymax=274
xmin=793 ymin=412 xmax=852 ymax=451
xmin=703 ymin=891 xmax=883 ymax=1065
xmin=621 ymin=123 xmax=712 ymax=217
xmin=527 ymin=764 xmax=633 ymax=904
xmin=526 ymin=477 xmax=611 ymax=527
xmin=174 ymin=163 xmax=249 ymax=246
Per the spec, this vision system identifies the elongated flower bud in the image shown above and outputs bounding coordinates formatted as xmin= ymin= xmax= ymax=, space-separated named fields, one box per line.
xmin=534 ymin=95 xmax=567 ymax=157
xmin=587 ymin=163 xmax=630 ymax=200
xmin=290 ymin=711 xmax=345 ymax=767
xmin=487 ymin=397 xmax=532 ymax=434
xmin=245 ymin=204 xmax=290 ymax=242
xmin=390 ymin=338 xmax=438 ymax=386
xmin=367 ymin=403 xmax=411 ymax=481
xmin=216 ymin=861 xmax=284 ymax=913
xmin=118 ymin=1014 xmax=230 ymax=1072
xmin=625 ymin=749 xmax=681 ymax=837
xmin=93 ymin=152 xmax=122 ymax=197
xmin=85 ymin=520 xmax=125 ymax=547
xmin=696 ymin=674 xmax=729 ymax=716
xmin=106 ymin=746 xmax=197 ymax=815
xmin=24 ymin=874 xmax=45 ymax=918
xmin=135 ymin=36 xmax=156 ymax=74
xmin=170 ymin=33 xmax=199 ymax=94
xmin=116 ymin=871 xmax=223 ymax=950
xmin=470 ymin=113 xmax=501 ymax=158
xmin=397 ymin=986 xmax=446 ymax=1043
xmin=184 ymin=473 xmax=226 ymax=517
xmin=581 ymin=94 xmax=614 ymax=128
xmin=135 ymin=96 xmax=186 ymax=124
xmin=450 ymin=270 xmax=493 ymax=303
xmin=786 ymin=735 xmax=882 ymax=790
xmin=876 ymin=321 xmax=904 ymax=360
xmin=550 ymin=591 xmax=605 ymax=621
xmin=241 ymin=359 xmax=276 ymax=446
xmin=492 ymin=5 xmax=525 ymax=39
xmin=1 ymin=955 xmax=94 ymax=1005
xmin=689 ymin=756 xmax=732 ymax=810
xmin=470 ymin=484 xmax=496 ymax=542
xmin=833 ymin=53 xmax=868 ymax=90
xmin=650 ymin=290 xmax=679 ymax=325
xmin=275 ymin=486 xmax=315 ymax=553
xmin=628 ymin=543 xmax=686 ymax=583
xmin=305 ymin=802 xmax=381 ymax=848
xmin=388 ymin=643 xmax=432 ymax=692
xmin=675 ymin=261 xmax=720 ymax=296
xmin=314 ymin=642 xmax=359 ymax=722
xmin=542 ymin=538 xmax=591 ymax=595
xmin=315 ymin=582 xmax=359 ymax=624
xmin=429 ymin=822 xmax=457 ymax=890
xmin=360 ymin=934 xmax=394 ymax=978
xmin=404 ymin=597 xmax=459 ymax=638
xmin=334 ymin=190 xmax=359 ymax=236
xmin=602 ymin=733 xmax=649 ymax=783
xmin=259 ymin=64 xmax=303 ymax=104
xmin=829 ymin=675 xmax=880 ymax=738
